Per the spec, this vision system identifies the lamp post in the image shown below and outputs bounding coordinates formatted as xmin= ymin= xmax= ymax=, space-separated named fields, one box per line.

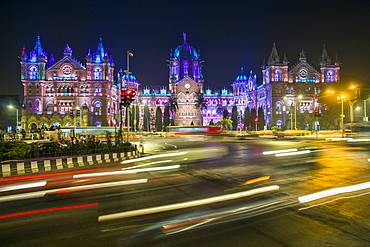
xmin=8 ymin=105 xmax=19 ymax=131
xmin=294 ymin=95 xmax=302 ymax=130
xmin=339 ymin=94 xmax=346 ymax=138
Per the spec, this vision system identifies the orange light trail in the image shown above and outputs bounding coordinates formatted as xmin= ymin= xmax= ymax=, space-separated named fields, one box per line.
xmin=0 ymin=203 xmax=98 ymax=219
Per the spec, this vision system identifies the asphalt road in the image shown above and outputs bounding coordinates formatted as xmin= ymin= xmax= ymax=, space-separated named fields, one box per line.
xmin=0 ymin=137 xmax=369 ymax=247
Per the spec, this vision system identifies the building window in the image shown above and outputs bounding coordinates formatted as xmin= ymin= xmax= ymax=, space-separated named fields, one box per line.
xmin=28 ymin=65 xmax=38 ymax=80
xmin=274 ymin=69 xmax=282 ymax=82
xmin=327 ymin=70 xmax=334 ymax=82
xmin=94 ymin=66 xmax=103 ymax=80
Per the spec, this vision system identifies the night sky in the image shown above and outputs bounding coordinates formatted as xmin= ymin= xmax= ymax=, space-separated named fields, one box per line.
xmin=1 ymin=0 xmax=369 ymax=98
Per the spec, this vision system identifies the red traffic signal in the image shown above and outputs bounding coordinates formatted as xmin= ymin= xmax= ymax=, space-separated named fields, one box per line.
xmin=254 ymin=118 xmax=258 ymax=123
xmin=121 ymin=89 xmax=137 ymax=107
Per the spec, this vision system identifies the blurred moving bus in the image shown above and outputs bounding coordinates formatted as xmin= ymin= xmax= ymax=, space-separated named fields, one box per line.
xmin=165 ymin=126 xmax=222 ymax=137
xmin=343 ymin=122 xmax=370 ymax=137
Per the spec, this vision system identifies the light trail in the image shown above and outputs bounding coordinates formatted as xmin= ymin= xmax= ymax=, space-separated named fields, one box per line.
xmin=298 ymin=181 xmax=370 ymax=203
xmin=262 ymin=148 xmax=298 ymax=155
xmin=121 ymin=152 xmax=188 ymax=164
xmin=73 ymin=165 xmax=180 ymax=179
xmin=0 ymin=203 xmax=98 ymax=219
xmin=0 ymin=181 xmax=47 ymax=192
xmin=122 ymin=160 xmax=173 ymax=170
xmin=275 ymin=150 xmax=310 ymax=157
xmin=0 ymin=179 xmax=148 ymax=202
xmin=98 ymin=185 xmax=279 ymax=222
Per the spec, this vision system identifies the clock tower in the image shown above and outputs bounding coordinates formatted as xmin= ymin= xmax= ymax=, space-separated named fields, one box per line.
xmin=168 ymin=33 xmax=204 ymax=126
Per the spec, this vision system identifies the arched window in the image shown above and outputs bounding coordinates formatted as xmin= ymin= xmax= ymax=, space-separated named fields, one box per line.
xmin=94 ymin=66 xmax=103 ymax=80
xmin=274 ymin=69 xmax=282 ymax=82
xmin=28 ymin=65 xmax=38 ymax=80
xmin=275 ymin=85 xmax=282 ymax=95
xmin=94 ymin=101 xmax=102 ymax=115
xmin=94 ymin=84 xmax=102 ymax=93
xmin=276 ymin=101 xmax=283 ymax=114
xmin=327 ymin=70 xmax=334 ymax=82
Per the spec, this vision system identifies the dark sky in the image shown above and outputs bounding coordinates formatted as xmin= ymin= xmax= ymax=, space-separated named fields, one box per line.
xmin=1 ymin=0 xmax=370 ymax=97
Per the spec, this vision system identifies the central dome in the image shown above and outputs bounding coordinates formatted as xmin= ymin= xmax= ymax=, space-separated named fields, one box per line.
xmin=173 ymin=33 xmax=199 ymax=59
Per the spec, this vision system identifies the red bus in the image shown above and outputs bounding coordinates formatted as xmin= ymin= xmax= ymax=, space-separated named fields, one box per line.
xmin=165 ymin=126 xmax=221 ymax=137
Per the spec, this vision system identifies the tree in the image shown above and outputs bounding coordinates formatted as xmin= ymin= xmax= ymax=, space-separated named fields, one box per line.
xmin=257 ymin=107 xmax=265 ymax=130
xmin=244 ymin=107 xmax=250 ymax=130
xmin=223 ymin=108 xmax=229 ymax=119
xmin=163 ymin=106 xmax=170 ymax=128
xmin=143 ymin=104 xmax=150 ymax=131
xmin=250 ymin=108 xmax=257 ymax=129
xmin=131 ymin=104 xmax=139 ymax=131
xmin=216 ymin=118 xmax=233 ymax=130
xmin=195 ymin=92 xmax=207 ymax=125
xmin=231 ymin=106 xmax=238 ymax=130
xmin=155 ymin=107 xmax=162 ymax=131
xmin=166 ymin=96 xmax=178 ymax=125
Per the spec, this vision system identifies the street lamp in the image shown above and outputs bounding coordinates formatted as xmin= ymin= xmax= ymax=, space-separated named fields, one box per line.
xmin=294 ymin=95 xmax=302 ymax=130
xmin=338 ymin=94 xmax=346 ymax=138
xmin=8 ymin=105 xmax=19 ymax=131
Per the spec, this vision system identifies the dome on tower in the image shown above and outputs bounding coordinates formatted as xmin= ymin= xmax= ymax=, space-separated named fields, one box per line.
xmin=123 ymin=74 xmax=137 ymax=82
xmin=173 ymin=32 xmax=200 ymax=59
xmin=235 ymin=75 xmax=248 ymax=81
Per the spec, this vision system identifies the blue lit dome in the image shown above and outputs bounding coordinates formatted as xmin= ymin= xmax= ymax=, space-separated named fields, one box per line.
xmin=173 ymin=33 xmax=200 ymax=59
xmin=235 ymin=75 xmax=248 ymax=81
xmin=123 ymin=74 xmax=137 ymax=82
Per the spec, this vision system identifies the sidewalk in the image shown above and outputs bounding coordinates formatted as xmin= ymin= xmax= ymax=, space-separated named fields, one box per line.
xmin=0 ymin=150 xmax=140 ymax=178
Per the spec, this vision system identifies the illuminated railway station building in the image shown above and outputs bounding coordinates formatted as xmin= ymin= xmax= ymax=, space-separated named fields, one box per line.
xmin=19 ymin=35 xmax=340 ymax=131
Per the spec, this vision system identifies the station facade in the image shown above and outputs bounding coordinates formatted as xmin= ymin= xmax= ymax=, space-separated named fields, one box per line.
xmin=19 ymin=35 xmax=340 ymax=131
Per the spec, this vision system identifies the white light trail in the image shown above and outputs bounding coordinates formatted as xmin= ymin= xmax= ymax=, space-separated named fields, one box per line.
xmin=262 ymin=148 xmax=298 ymax=155
xmin=73 ymin=165 xmax=180 ymax=178
xmin=0 ymin=181 xmax=47 ymax=192
xmin=0 ymin=179 xmax=148 ymax=203
xmin=121 ymin=152 xmax=188 ymax=164
xmin=298 ymin=181 xmax=370 ymax=203
xmin=98 ymin=185 xmax=280 ymax=222
xmin=275 ymin=150 xmax=310 ymax=157
xmin=122 ymin=159 xmax=173 ymax=170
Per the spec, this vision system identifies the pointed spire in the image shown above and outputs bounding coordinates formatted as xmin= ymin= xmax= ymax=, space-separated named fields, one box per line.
xmin=96 ymin=37 xmax=105 ymax=60
xmin=335 ymin=54 xmax=340 ymax=65
xmin=283 ymin=53 xmax=289 ymax=64
xmin=321 ymin=44 xmax=331 ymax=66
xmin=31 ymin=35 xmax=44 ymax=59
xmin=299 ymin=50 xmax=306 ymax=60
xmin=241 ymin=67 xmax=244 ymax=74
xmin=49 ymin=53 xmax=55 ymax=65
xmin=268 ymin=43 xmax=280 ymax=65
xmin=64 ymin=44 xmax=73 ymax=57
xmin=21 ymin=46 xmax=26 ymax=56
xmin=87 ymin=48 xmax=91 ymax=57
xmin=183 ymin=32 xmax=187 ymax=44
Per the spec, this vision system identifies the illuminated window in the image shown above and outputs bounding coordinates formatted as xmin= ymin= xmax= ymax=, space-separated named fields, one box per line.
xmin=274 ymin=69 xmax=282 ymax=82
xmin=94 ymin=66 xmax=103 ymax=80
xmin=326 ymin=70 xmax=334 ymax=82
xmin=28 ymin=65 xmax=38 ymax=80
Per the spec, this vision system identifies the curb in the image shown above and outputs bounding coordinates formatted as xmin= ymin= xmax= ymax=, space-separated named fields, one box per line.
xmin=0 ymin=150 xmax=140 ymax=178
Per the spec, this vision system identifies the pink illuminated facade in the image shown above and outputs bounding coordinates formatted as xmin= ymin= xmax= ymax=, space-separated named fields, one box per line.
xmin=20 ymin=35 xmax=340 ymax=131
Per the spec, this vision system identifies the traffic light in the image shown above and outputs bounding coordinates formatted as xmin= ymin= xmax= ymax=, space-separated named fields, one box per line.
xmin=69 ymin=110 xmax=74 ymax=117
xmin=76 ymin=110 xmax=81 ymax=117
xmin=254 ymin=118 xmax=258 ymax=123
xmin=314 ymin=109 xmax=324 ymax=117
xmin=121 ymin=89 xmax=137 ymax=107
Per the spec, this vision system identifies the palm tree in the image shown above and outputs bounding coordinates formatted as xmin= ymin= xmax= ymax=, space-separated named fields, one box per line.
xmin=166 ymin=96 xmax=178 ymax=125
xmin=195 ymin=92 xmax=207 ymax=125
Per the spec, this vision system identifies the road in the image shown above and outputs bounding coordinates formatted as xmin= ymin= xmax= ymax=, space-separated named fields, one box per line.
xmin=0 ymin=137 xmax=369 ymax=246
